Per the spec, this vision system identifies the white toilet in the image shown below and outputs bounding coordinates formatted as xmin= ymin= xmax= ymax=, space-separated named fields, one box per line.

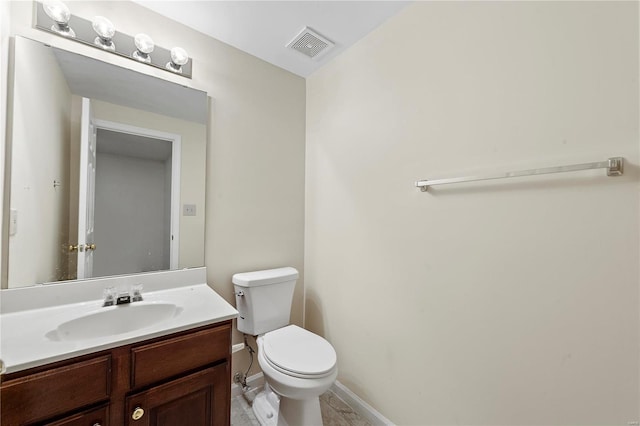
xmin=233 ymin=267 xmax=338 ymax=426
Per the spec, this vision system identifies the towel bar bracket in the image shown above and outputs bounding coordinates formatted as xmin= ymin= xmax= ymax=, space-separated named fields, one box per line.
xmin=607 ymin=157 xmax=624 ymax=176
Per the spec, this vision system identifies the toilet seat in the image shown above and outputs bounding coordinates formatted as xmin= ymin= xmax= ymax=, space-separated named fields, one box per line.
xmin=262 ymin=325 xmax=337 ymax=379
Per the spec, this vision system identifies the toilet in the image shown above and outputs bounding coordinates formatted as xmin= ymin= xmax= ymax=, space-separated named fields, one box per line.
xmin=233 ymin=267 xmax=338 ymax=426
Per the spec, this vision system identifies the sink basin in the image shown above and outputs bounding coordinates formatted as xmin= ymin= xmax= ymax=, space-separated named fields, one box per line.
xmin=54 ymin=302 xmax=179 ymax=341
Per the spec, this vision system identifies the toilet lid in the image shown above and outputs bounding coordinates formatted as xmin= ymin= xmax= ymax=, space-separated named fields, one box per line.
xmin=263 ymin=325 xmax=337 ymax=377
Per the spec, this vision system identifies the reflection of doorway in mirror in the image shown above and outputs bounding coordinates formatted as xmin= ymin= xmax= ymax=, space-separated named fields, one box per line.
xmin=5 ymin=37 xmax=207 ymax=289
xmin=79 ymin=107 xmax=181 ymax=279
xmin=77 ymin=98 xmax=96 ymax=280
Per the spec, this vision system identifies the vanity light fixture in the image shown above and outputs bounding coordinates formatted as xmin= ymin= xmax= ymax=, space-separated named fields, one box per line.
xmin=133 ymin=33 xmax=154 ymax=63
xmin=92 ymin=16 xmax=116 ymax=51
xmin=166 ymin=47 xmax=189 ymax=74
xmin=35 ymin=1 xmax=193 ymax=78
xmin=42 ymin=0 xmax=75 ymax=38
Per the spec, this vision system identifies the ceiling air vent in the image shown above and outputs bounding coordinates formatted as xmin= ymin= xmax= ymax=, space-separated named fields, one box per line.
xmin=287 ymin=27 xmax=334 ymax=59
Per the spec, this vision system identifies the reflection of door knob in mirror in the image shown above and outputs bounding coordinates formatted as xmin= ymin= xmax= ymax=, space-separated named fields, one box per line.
xmin=132 ymin=406 xmax=144 ymax=420
xmin=84 ymin=244 xmax=96 ymax=251
xmin=68 ymin=244 xmax=79 ymax=252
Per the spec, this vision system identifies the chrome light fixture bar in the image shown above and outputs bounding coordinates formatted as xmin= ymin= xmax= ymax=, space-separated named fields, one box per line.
xmin=34 ymin=1 xmax=193 ymax=78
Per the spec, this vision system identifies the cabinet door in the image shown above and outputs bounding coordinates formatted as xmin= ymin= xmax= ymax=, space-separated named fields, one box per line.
xmin=125 ymin=363 xmax=229 ymax=426
xmin=1 ymin=355 xmax=111 ymax=425
xmin=46 ymin=404 xmax=109 ymax=426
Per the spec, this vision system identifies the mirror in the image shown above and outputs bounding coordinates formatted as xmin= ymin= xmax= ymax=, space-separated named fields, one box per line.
xmin=4 ymin=36 xmax=208 ymax=288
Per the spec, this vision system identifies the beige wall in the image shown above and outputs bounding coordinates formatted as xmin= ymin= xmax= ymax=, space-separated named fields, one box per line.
xmin=306 ymin=2 xmax=639 ymax=425
xmin=7 ymin=1 xmax=305 ymax=377
xmin=8 ymin=37 xmax=71 ymax=287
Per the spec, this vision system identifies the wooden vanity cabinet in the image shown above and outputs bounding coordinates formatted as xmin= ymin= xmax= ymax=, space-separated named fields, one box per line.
xmin=0 ymin=321 xmax=232 ymax=426
xmin=46 ymin=405 xmax=109 ymax=426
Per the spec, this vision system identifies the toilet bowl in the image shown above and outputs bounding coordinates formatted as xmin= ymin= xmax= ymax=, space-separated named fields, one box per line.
xmin=254 ymin=325 xmax=338 ymax=426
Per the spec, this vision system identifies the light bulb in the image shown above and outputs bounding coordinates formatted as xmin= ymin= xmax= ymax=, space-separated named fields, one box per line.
xmin=132 ymin=33 xmax=154 ymax=63
xmin=92 ymin=16 xmax=116 ymax=51
xmin=166 ymin=47 xmax=189 ymax=73
xmin=42 ymin=0 xmax=75 ymax=38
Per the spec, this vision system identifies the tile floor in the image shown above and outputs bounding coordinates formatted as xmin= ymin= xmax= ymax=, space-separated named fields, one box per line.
xmin=231 ymin=388 xmax=372 ymax=426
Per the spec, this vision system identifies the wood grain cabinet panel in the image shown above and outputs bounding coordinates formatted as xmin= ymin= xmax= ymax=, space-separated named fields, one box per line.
xmin=0 ymin=355 xmax=111 ymax=425
xmin=46 ymin=404 xmax=109 ymax=426
xmin=131 ymin=323 xmax=230 ymax=388
xmin=125 ymin=363 xmax=229 ymax=426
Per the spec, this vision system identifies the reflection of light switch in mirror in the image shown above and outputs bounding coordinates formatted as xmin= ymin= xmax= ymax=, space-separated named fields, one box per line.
xmin=9 ymin=209 xmax=17 ymax=236
xmin=183 ymin=204 xmax=196 ymax=216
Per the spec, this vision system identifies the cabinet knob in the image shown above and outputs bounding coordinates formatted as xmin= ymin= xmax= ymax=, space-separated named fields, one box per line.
xmin=93 ymin=423 xmax=102 ymax=426
xmin=132 ymin=407 xmax=145 ymax=421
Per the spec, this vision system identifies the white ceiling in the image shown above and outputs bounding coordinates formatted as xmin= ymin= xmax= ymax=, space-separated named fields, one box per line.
xmin=133 ymin=1 xmax=410 ymax=77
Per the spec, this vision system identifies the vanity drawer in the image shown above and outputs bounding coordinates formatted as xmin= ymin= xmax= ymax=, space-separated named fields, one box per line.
xmin=131 ymin=323 xmax=231 ymax=388
xmin=46 ymin=403 xmax=109 ymax=426
xmin=0 ymin=355 xmax=111 ymax=425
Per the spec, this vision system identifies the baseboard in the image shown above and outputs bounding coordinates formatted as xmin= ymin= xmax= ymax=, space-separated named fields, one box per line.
xmin=331 ymin=380 xmax=395 ymax=426
xmin=231 ymin=373 xmax=393 ymax=425
xmin=231 ymin=372 xmax=265 ymax=397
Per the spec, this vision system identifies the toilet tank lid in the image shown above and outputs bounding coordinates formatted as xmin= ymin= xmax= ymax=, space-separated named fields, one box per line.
xmin=232 ymin=267 xmax=299 ymax=287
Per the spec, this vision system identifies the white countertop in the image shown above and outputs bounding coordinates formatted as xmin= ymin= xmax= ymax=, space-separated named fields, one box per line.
xmin=0 ymin=268 xmax=238 ymax=374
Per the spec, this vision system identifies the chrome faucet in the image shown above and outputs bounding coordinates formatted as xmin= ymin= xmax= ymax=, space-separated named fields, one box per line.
xmin=103 ymin=285 xmax=143 ymax=307
xmin=116 ymin=291 xmax=132 ymax=305
xmin=132 ymin=284 xmax=144 ymax=302
xmin=102 ymin=287 xmax=117 ymax=307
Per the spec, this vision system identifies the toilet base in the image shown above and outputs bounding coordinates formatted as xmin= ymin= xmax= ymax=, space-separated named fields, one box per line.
xmin=252 ymin=386 xmax=279 ymax=426
xmin=252 ymin=383 xmax=324 ymax=426
xmin=278 ymin=395 xmax=322 ymax=426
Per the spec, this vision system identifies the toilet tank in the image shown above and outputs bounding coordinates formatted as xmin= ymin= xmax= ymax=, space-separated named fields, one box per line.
xmin=233 ymin=267 xmax=299 ymax=336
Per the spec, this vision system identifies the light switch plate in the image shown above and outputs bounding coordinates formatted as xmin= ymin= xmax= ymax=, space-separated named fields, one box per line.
xmin=183 ymin=204 xmax=196 ymax=216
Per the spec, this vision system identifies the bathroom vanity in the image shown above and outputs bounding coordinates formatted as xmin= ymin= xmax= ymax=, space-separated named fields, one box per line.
xmin=1 ymin=321 xmax=231 ymax=425
xmin=0 ymin=268 xmax=238 ymax=426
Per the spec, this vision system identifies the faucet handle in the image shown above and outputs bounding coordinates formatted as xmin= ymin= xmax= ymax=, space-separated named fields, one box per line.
xmin=132 ymin=284 xmax=143 ymax=302
xmin=103 ymin=287 xmax=117 ymax=306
